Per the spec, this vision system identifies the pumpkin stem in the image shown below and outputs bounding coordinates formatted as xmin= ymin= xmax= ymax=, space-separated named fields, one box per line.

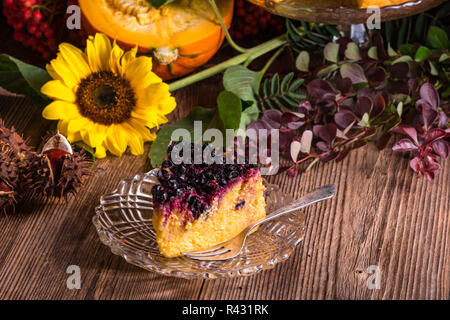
xmin=207 ymin=0 xmax=249 ymax=54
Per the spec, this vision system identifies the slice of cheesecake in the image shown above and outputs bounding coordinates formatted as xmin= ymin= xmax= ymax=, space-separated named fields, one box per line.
xmin=151 ymin=142 xmax=266 ymax=258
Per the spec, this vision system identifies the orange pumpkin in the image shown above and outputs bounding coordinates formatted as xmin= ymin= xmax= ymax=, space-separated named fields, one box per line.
xmin=78 ymin=0 xmax=234 ymax=80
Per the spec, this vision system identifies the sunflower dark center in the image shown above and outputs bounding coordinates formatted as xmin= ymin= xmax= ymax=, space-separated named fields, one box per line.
xmin=76 ymin=71 xmax=136 ymax=125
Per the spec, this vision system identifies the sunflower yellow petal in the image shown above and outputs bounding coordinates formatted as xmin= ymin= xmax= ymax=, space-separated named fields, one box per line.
xmin=121 ymin=123 xmax=145 ymax=155
xmin=125 ymin=56 xmax=161 ymax=90
xmin=127 ymin=134 xmax=144 ymax=156
xmin=67 ymin=131 xmax=82 ymax=143
xmin=86 ymin=34 xmax=112 ymax=72
xmin=105 ymin=125 xmax=128 ymax=156
xmin=127 ymin=118 xmax=156 ymax=142
xmin=136 ymin=82 xmax=171 ymax=108
xmin=110 ymin=41 xmax=124 ymax=75
xmin=95 ymin=143 xmax=107 ymax=159
xmin=50 ymin=58 xmax=79 ymax=89
xmin=42 ymin=101 xmax=81 ymax=120
xmin=119 ymin=46 xmax=137 ymax=76
xmin=41 ymin=80 xmax=76 ymax=102
xmin=57 ymin=120 xmax=69 ymax=135
xmin=67 ymin=118 xmax=93 ymax=135
xmin=46 ymin=64 xmax=63 ymax=82
xmin=58 ymin=43 xmax=91 ymax=79
xmin=81 ymin=124 xmax=107 ymax=148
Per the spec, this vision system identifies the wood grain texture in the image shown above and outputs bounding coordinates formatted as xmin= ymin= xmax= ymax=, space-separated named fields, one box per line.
xmin=0 ymin=74 xmax=448 ymax=300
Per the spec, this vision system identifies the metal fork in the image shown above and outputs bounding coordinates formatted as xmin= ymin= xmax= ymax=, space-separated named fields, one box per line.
xmin=182 ymin=184 xmax=336 ymax=261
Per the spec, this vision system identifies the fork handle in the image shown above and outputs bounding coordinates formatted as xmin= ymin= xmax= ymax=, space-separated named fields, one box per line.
xmin=247 ymin=184 xmax=336 ymax=233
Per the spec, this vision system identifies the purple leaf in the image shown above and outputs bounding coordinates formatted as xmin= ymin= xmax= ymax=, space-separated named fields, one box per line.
xmin=424 ymin=128 xmax=447 ymax=145
xmin=392 ymin=138 xmax=418 ymax=152
xmin=391 ymin=125 xmax=419 ymax=145
xmin=307 ymin=79 xmax=336 ymax=101
xmin=334 ymin=110 xmax=356 ymax=129
xmin=316 ymin=141 xmax=330 ymax=152
xmin=433 ymin=140 xmax=449 ymax=159
xmin=281 ymin=112 xmax=304 ymax=130
xmin=418 ymin=83 xmax=440 ymax=110
xmin=354 ymin=96 xmax=373 ymax=118
xmin=340 ymin=63 xmax=367 ymax=84
xmin=371 ymin=92 xmax=387 ymax=118
xmin=246 ymin=119 xmax=273 ymax=131
xmin=437 ymin=111 xmax=449 ymax=129
xmin=422 ymin=104 xmax=438 ymax=131
xmin=336 ymin=78 xmax=352 ymax=94
xmin=409 ymin=157 xmax=422 ymax=173
xmin=298 ymin=100 xmax=312 ymax=112
xmin=389 ymin=81 xmax=409 ymax=95
xmin=317 ymin=123 xmax=337 ymax=144
xmin=262 ymin=110 xmax=283 ymax=129
xmin=367 ymin=67 xmax=386 ymax=87
xmin=390 ymin=62 xmax=409 ymax=79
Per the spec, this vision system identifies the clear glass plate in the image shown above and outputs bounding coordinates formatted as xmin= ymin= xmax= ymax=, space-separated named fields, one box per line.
xmin=93 ymin=169 xmax=305 ymax=279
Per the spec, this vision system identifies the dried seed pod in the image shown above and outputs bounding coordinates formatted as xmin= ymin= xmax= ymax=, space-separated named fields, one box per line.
xmin=26 ymin=133 xmax=91 ymax=199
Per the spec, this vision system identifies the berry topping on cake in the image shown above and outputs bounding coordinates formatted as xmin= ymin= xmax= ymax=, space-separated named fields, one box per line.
xmin=151 ymin=142 xmax=258 ymax=221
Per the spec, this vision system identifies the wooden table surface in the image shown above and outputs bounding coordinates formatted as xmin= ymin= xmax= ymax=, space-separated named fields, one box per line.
xmin=0 ymin=18 xmax=449 ymax=300
xmin=1 ymin=78 xmax=449 ymax=300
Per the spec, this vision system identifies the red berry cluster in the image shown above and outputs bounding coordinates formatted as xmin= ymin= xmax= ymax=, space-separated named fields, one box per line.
xmin=230 ymin=0 xmax=285 ymax=41
xmin=2 ymin=0 xmax=63 ymax=59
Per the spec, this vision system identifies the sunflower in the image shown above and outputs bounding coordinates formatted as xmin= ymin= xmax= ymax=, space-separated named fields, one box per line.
xmin=40 ymin=33 xmax=176 ymax=158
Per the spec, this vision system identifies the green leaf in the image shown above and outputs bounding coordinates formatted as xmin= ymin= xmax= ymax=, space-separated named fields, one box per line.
xmin=345 ymin=43 xmax=362 ymax=61
xmin=0 ymin=54 xmax=51 ymax=103
xmin=148 ymin=107 xmax=215 ymax=167
xmin=387 ymin=43 xmax=397 ymax=57
xmin=146 ymin=0 xmax=176 ymax=9
xmin=257 ymin=73 xmax=305 ymax=111
xmin=324 ymin=42 xmax=339 ymax=63
xmin=439 ymin=53 xmax=450 ymax=63
xmin=316 ymin=63 xmax=338 ymax=78
xmin=223 ymin=65 xmax=258 ymax=105
xmin=295 ymin=51 xmax=310 ymax=72
xmin=217 ymin=91 xmax=242 ymax=131
xmin=414 ymin=46 xmax=431 ymax=63
xmin=367 ymin=46 xmax=378 ymax=60
xmin=392 ymin=55 xmax=413 ymax=64
xmin=427 ymin=26 xmax=449 ymax=50
xmin=399 ymin=44 xmax=413 ymax=56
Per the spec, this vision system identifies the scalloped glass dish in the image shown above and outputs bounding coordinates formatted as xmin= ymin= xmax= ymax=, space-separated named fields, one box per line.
xmin=93 ymin=169 xmax=306 ymax=279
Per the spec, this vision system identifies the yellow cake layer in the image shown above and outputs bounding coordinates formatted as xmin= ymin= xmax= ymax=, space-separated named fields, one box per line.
xmin=153 ymin=174 xmax=266 ymax=258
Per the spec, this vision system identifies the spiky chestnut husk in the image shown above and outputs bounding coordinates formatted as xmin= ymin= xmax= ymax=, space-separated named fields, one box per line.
xmin=0 ymin=177 xmax=16 ymax=214
xmin=26 ymin=152 xmax=90 ymax=199
xmin=0 ymin=119 xmax=32 ymax=163
xmin=25 ymin=133 xmax=91 ymax=200
xmin=0 ymin=121 xmax=33 ymax=213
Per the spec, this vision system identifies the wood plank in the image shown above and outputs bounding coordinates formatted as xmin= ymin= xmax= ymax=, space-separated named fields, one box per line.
xmin=0 ymin=76 xmax=448 ymax=300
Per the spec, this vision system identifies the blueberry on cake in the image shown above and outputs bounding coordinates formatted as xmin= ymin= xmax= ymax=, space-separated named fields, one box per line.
xmin=151 ymin=142 xmax=266 ymax=258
